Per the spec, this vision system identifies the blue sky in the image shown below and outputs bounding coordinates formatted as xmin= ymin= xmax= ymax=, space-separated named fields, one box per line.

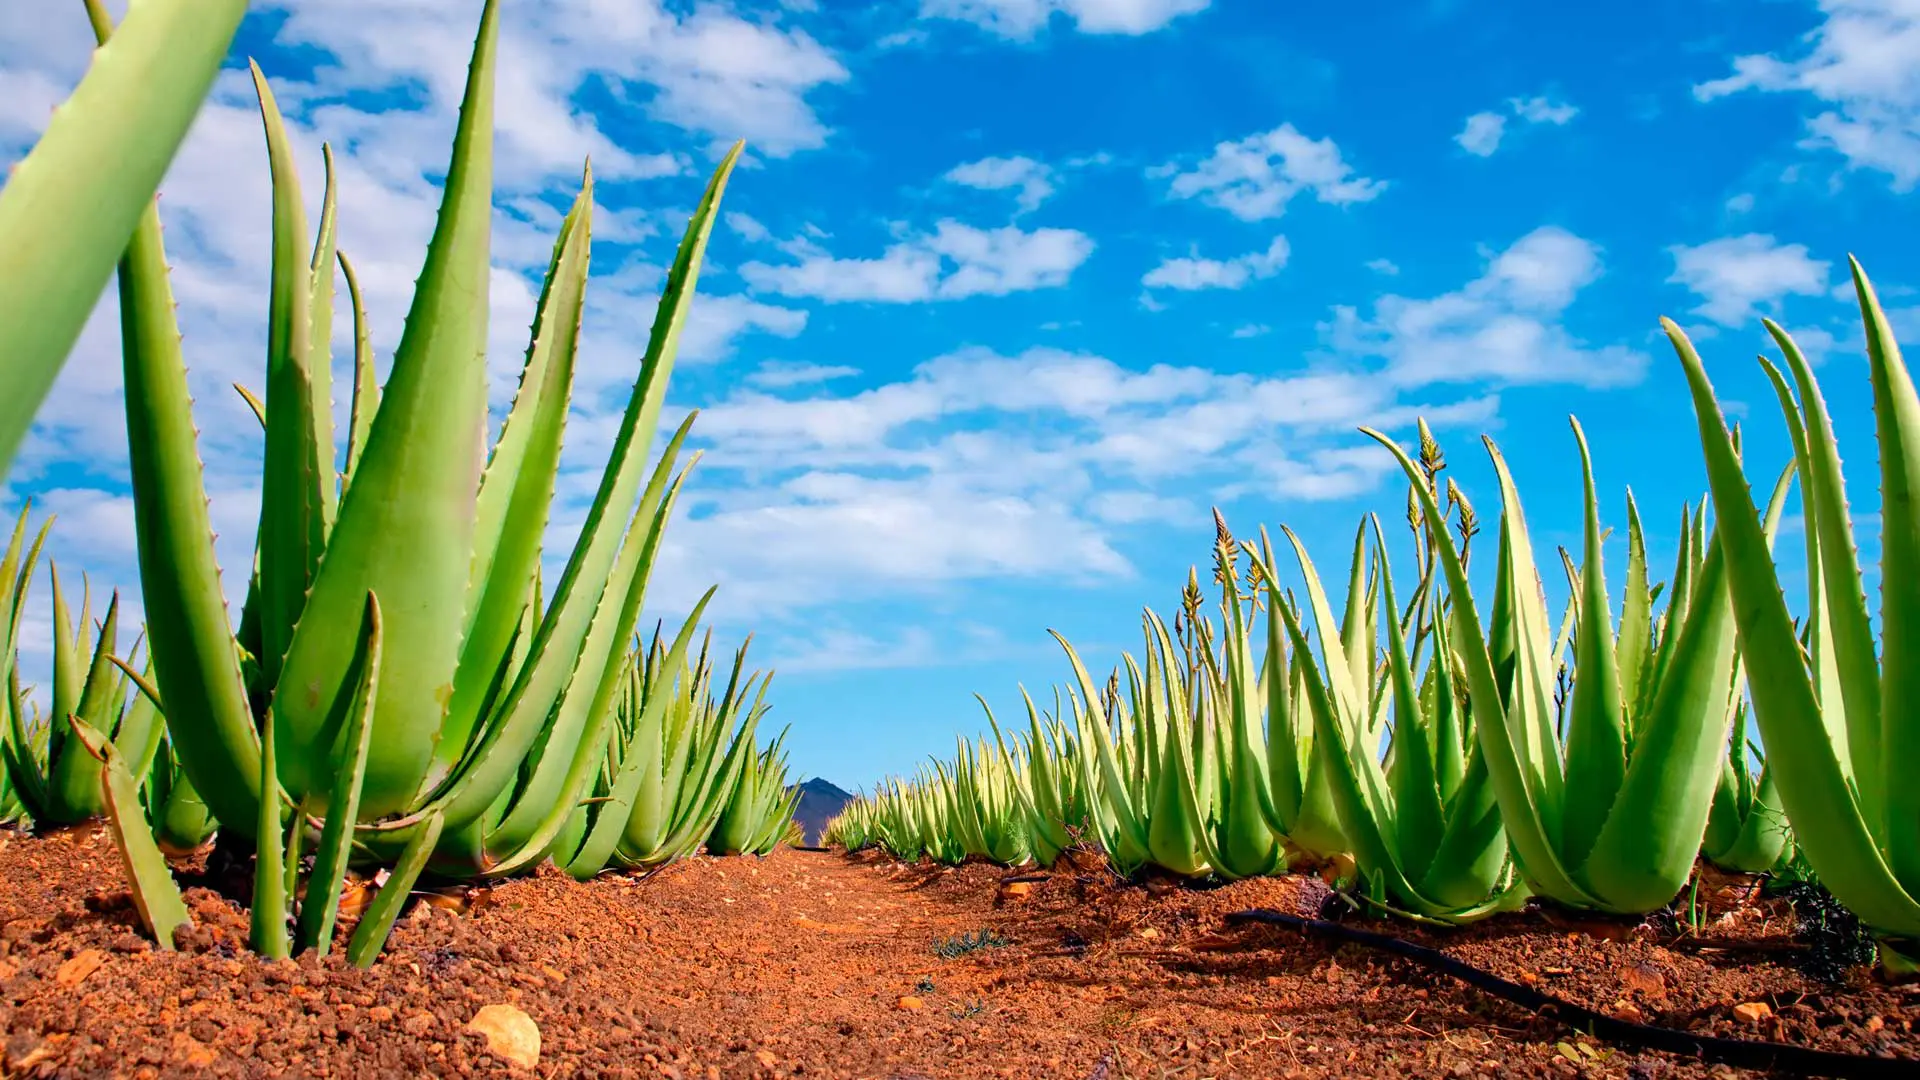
xmin=1 ymin=0 xmax=1915 ymax=791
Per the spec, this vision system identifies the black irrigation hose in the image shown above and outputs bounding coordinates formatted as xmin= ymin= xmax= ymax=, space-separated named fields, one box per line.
xmin=790 ymin=845 xmax=832 ymax=853
xmin=1223 ymin=908 xmax=1915 ymax=1079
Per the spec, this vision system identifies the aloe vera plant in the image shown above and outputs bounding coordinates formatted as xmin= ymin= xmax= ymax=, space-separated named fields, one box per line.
xmin=1259 ymin=447 xmax=1519 ymax=922
xmin=120 ymin=0 xmax=733 ymax=839
xmin=88 ymin=0 xmax=746 ymax=960
xmin=1668 ymin=259 xmax=1920 ymax=959
xmin=0 ymin=0 xmax=249 ymax=480
xmin=549 ymin=629 xmax=774 ymax=877
xmin=0 ymin=514 xmax=167 ymax=828
xmin=982 ymin=691 xmax=1089 ymax=867
xmin=1365 ymin=416 xmax=1791 ymax=916
xmin=709 ymin=729 xmax=800 ymax=857
xmin=142 ymin=735 xmax=219 ymax=853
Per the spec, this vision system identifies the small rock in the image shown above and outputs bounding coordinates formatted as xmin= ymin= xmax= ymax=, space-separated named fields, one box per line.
xmin=1610 ymin=1001 xmax=1646 ymax=1024
xmin=171 ymin=1033 xmax=216 ymax=1070
xmin=1867 ymin=1015 xmax=1886 ymax=1033
xmin=1000 ymin=882 xmax=1034 ymax=900
xmin=56 ymin=949 xmax=107 ymax=987
xmin=401 ymin=1011 xmax=435 ymax=1036
xmin=1733 ymin=1001 xmax=1773 ymax=1025
xmin=368 ymin=1006 xmax=394 ymax=1023
xmin=896 ymin=996 xmax=925 ymax=1011
xmin=466 ymin=1004 xmax=540 ymax=1069
xmin=1137 ymin=927 xmax=1159 ymax=940
xmin=1622 ymin=962 xmax=1667 ymax=998
xmin=754 ymin=1049 xmax=778 ymax=1068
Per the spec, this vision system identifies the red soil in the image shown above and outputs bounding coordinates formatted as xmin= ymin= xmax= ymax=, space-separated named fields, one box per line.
xmin=1 ymin=825 xmax=1915 ymax=1078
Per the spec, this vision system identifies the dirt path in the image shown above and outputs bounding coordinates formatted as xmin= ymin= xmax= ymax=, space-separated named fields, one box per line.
xmin=3 ymin=828 xmax=1918 ymax=1078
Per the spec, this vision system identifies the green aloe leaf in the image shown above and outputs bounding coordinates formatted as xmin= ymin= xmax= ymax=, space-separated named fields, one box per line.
xmin=348 ymin=811 xmax=445 ymax=969
xmin=271 ymin=0 xmax=502 ymax=817
xmin=296 ymin=593 xmax=383 ymax=956
xmin=1560 ymin=419 xmax=1628 ymax=871
xmin=68 ymin=716 xmax=192 ymax=950
xmin=0 ymin=0 xmax=249 ymax=479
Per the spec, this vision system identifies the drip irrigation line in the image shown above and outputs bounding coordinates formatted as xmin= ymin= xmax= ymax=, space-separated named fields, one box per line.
xmin=1223 ymin=908 xmax=1913 ymax=1079
xmin=789 ymin=845 xmax=831 ymax=853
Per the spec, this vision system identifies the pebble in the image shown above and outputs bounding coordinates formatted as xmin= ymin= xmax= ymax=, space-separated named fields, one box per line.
xmin=55 ymin=949 xmax=106 ymax=987
xmin=466 ymin=1003 xmax=541 ymax=1069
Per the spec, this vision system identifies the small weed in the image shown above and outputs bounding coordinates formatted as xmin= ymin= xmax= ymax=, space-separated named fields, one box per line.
xmin=949 ymin=999 xmax=987 ymax=1020
xmin=1777 ymin=878 xmax=1876 ymax=983
xmin=914 ymin=976 xmax=936 ymax=995
xmin=932 ymin=929 xmax=1011 ymax=959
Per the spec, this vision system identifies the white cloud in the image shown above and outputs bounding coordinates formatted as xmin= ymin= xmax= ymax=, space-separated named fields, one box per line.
xmin=944 ymin=155 xmax=1057 ymax=212
xmin=1230 ymin=323 xmax=1271 ymax=339
xmin=1156 ymin=124 xmax=1384 ymax=221
xmin=740 ymin=221 xmax=1095 ymax=302
xmin=654 ymin=342 xmax=1508 ymax=615
xmin=1695 ymin=0 xmax=1920 ymax=188
xmin=1511 ymin=96 xmax=1579 ymax=126
xmin=678 ymin=294 xmax=811 ymax=362
xmin=727 ymin=211 xmax=774 ymax=243
xmin=922 ymin=0 xmax=1210 ymax=39
xmin=1087 ymin=491 xmax=1195 ymax=524
xmin=748 ymin=361 xmax=863 ymax=389
xmin=1366 ymin=258 xmax=1401 ymax=276
xmin=1455 ymin=112 xmax=1508 ymax=156
xmin=1142 ymin=236 xmax=1290 ymax=291
xmin=1456 ymin=95 xmax=1578 ymax=157
xmin=1668 ymin=234 xmax=1833 ymax=327
xmin=1327 ymin=227 xmax=1647 ymax=387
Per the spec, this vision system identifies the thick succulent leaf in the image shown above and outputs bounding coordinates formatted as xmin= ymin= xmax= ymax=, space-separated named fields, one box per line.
xmin=347 ymin=811 xmax=445 ymax=969
xmin=1374 ymin=519 xmax=1445 ymax=881
xmin=1484 ymin=443 xmax=1568 ymax=838
xmin=271 ymin=0 xmax=502 ymax=817
xmin=1755 ymin=357 xmax=1855 ymax=776
xmin=251 ymin=64 xmax=335 ymax=695
xmin=339 ymin=251 xmax=380 ymax=485
xmin=297 ymin=594 xmax=383 ymax=957
xmin=1764 ymin=317 xmax=1884 ymax=831
xmin=0 ymin=0 xmax=248 ymax=478
xmin=252 ymin=705 xmax=290 ymax=960
xmin=481 ymin=465 xmax=703 ymax=875
xmin=1618 ymin=494 xmax=1655 ymax=734
xmin=116 ymin=170 xmax=262 ymax=831
xmin=1848 ymin=264 xmax=1920 ymax=894
xmin=47 ymin=592 xmax=122 ymax=821
xmin=1560 ymin=419 xmax=1628 ymax=871
xmin=68 ymin=716 xmax=191 ymax=950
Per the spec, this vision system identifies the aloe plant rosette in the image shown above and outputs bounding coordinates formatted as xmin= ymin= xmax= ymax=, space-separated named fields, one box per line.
xmin=106 ymin=0 xmax=741 ymax=954
xmin=1365 ymin=418 xmax=1787 ymax=916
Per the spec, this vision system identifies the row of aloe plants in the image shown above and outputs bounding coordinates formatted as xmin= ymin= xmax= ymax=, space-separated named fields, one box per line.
xmin=0 ymin=0 xmax=798 ymax=966
xmin=829 ymin=268 xmax=1915 ymax=968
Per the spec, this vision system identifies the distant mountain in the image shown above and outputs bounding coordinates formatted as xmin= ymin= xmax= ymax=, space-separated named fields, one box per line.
xmin=787 ymin=777 xmax=853 ymax=847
